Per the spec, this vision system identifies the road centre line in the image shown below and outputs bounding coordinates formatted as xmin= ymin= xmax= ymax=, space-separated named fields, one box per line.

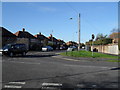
xmin=42 ymin=83 xmax=62 ymax=87
xmin=64 ymin=64 xmax=116 ymax=69
xmin=62 ymin=58 xmax=80 ymax=61
xmin=52 ymin=56 xmax=81 ymax=61
xmin=9 ymin=82 xmax=26 ymax=85
xmin=5 ymin=61 xmax=41 ymax=65
xmin=4 ymin=85 xmax=22 ymax=88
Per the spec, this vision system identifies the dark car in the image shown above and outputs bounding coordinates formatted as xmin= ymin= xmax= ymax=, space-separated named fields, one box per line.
xmin=0 ymin=44 xmax=28 ymax=57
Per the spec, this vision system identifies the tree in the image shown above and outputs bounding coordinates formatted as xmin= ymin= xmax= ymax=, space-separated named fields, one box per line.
xmin=86 ymin=33 xmax=112 ymax=45
xmin=95 ymin=33 xmax=107 ymax=41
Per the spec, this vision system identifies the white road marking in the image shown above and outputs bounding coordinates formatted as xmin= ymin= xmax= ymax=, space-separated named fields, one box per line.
xmin=52 ymin=56 xmax=80 ymax=61
xmin=64 ymin=64 xmax=116 ymax=69
xmin=62 ymin=58 xmax=80 ymax=61
xmin=6 ymin=61 xmax=41 ymax=65
xmin=42 ymin=83 xmax=62 ymax=87
xmin=9 ymin=82 xmax=26 ymax=85
xmin=4 ymin=85 xmax=22 ymax=88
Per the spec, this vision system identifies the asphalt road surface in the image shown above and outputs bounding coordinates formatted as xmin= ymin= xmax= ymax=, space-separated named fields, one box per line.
xmin=1 ymin=50 xmax=119 ymax=89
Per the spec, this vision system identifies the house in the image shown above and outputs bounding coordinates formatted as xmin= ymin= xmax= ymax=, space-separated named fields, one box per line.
xmin=66 ymin=41 xmax=78 ymax=46
xmin=14 ymin=28 xmax=40 ymax=50
xmin=57 ymin=39 xmax=65 ymax=45
xmin=109 ymin=32 xmax=120 ymax=44
xmin=48 ymin=34 xmax=59 ymax=45
xmin=48 ymin=34 xmax=62 ymax=49
xmin=0 ymin=27 xmax=17 ymax=47
xmin=34 ymin=32 xmax=52 ymax=49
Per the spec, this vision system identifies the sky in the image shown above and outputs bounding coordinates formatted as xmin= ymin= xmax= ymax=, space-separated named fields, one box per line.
xmin=2 ymin=2 xmax=118 ymax=43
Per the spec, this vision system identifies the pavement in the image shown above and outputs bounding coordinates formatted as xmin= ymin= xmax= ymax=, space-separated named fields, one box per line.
xmin=1 ymin=50 xmax=119 ymax=89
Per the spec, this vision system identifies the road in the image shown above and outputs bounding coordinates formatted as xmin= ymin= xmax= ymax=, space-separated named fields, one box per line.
xmin=1 ymin=50 xmax=119 ymax=89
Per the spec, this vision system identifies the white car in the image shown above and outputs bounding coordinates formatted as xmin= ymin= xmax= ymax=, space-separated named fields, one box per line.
xmin=42 ymin=46 xmax=53 ymax=51
xmin=67 ymin=46 xmax=77 ymax=51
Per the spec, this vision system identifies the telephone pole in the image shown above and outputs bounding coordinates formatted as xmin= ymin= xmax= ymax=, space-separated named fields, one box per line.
xmin=78 ymin=13 xmax=80 ymax=51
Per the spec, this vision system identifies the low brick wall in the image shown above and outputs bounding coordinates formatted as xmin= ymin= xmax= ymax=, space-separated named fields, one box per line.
xmin=91 ymin=44 xmax=119 ymax=55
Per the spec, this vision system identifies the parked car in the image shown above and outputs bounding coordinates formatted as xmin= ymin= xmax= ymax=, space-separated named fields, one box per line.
xmin=67 ymin=46 xmax=77 ymax=51
xmin=42 ymin=46 xmax=53 ymax=51
xmin=60 ymin=46 xmax=66 ymax=50
xmin=0 ymin=44 xmax=28 ymax=57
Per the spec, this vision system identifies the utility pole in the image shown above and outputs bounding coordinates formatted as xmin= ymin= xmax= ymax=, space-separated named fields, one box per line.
xmin=78 ymin=13 xmax=80 ymax=51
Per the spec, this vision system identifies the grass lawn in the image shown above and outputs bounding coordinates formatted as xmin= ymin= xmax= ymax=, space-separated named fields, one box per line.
xmin=106 ymin=60 xmax=120 ymax=62
xmin=60 ymin=50 xmax=118 ymax=59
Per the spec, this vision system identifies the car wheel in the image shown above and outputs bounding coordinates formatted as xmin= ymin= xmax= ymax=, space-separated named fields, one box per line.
xmin=9 ymin=52 xmax=14 ymax=57
xmin=22 ymin=52 xmax=26 ymax=56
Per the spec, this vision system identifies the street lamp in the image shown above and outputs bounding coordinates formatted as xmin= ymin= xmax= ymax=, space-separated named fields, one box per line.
xmin=69 ymin=13 xmax=81 ymax=51
xmin=78 ymin=13 xmax=80 ymax=51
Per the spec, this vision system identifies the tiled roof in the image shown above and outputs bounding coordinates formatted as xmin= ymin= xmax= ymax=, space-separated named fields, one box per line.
xmin=0 ymin=27 xmax=16 ymax=37
xmin=48 ymin=36 xmax=58 ymax=42
xmin=14 ymin=31 xmax=36 ymax=39
xmin=34 ymin=33 xmax=51 ymax=41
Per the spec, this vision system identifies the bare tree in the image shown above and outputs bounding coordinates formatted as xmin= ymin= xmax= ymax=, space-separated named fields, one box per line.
xmin=95 ymin=33 xmax=107 ymax=41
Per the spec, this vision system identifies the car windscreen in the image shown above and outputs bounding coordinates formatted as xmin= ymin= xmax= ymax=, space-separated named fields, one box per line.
xmin=3 ymin=44 xmax=11 ymax=49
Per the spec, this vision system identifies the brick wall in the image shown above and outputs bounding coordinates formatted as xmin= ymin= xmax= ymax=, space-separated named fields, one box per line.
xmin=91 ymin=44 xmax=119 ymax=55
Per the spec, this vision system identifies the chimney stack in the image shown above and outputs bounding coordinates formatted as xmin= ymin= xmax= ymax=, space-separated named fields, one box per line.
xmin=22 ymin=28 xmax=25 ymax=32
xmin=50 ymin=34 xmax=52 ymax=37
xmin=39 ymin=32 xmax=41 ymax=35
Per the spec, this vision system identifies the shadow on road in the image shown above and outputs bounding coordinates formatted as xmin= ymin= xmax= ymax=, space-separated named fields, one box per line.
xmin=2 ymin=54 xmax=56 ymax=58
xmin=23 ymin=54 xmax=56 ymax=58
xmin=110 ymin=67 xmax=120 ymax=70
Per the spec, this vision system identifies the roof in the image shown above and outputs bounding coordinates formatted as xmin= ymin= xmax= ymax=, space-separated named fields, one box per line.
xmin=48 ymin=34 xmax=59 ymax=42
xmin=34 ymin=33 xmax=51 ymax=41
xmin=57 ymin=39 xmax=65 ymax=43
xmin=0 ymin=27 xmax=16 ymax=37
xmin=109 ymin=32 xmax=120 ymax=39
xmin=14 ymin=30 xmax=36 ymax=39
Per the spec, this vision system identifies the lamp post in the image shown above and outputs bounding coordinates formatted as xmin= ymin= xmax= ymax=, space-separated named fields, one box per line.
xmin=78 ymin=13 xmax=80 ymax=51
xmin=70 ymin=13 xmax=81 ymax=51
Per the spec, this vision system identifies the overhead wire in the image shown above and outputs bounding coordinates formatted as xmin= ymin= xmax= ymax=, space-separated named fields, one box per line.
xmin=63 ymin=1 xmax=102 ymax=37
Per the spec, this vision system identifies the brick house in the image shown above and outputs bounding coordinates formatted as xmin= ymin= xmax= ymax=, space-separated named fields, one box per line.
xmin=14 ymin=28 xmax=40 ymax=50
xmin=109 ymin=32 xmax=120 ymax=44
xmin=57 ymin=39 xmax=65 ymax=45
xmin=48 ymin=34 xmax=60 ymax=45
xmin=34 ymin=32 xmax=52 ymax=50
xmin=66 ymin=41 xmax=78 ymax=46
xmin=0 ymin=27 xmax=17 ymax=47
xmin=48 ymin=34 xmax=60 ymax=49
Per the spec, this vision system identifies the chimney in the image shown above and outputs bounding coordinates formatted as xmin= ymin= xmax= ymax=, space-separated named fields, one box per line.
xmin=50 ymin=34 xmax=52 ymax=37
xmin=39 ymin=32 xmax=41 ymax=35
xmin=22 ymin=28 xmax=25 ymax=32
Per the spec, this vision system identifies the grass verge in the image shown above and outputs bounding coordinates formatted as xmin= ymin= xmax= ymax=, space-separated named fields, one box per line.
xmin=60 ymin=50 xmax=118 ymax=59
xmin=106 ymin=60 xmax=120 ymax=62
